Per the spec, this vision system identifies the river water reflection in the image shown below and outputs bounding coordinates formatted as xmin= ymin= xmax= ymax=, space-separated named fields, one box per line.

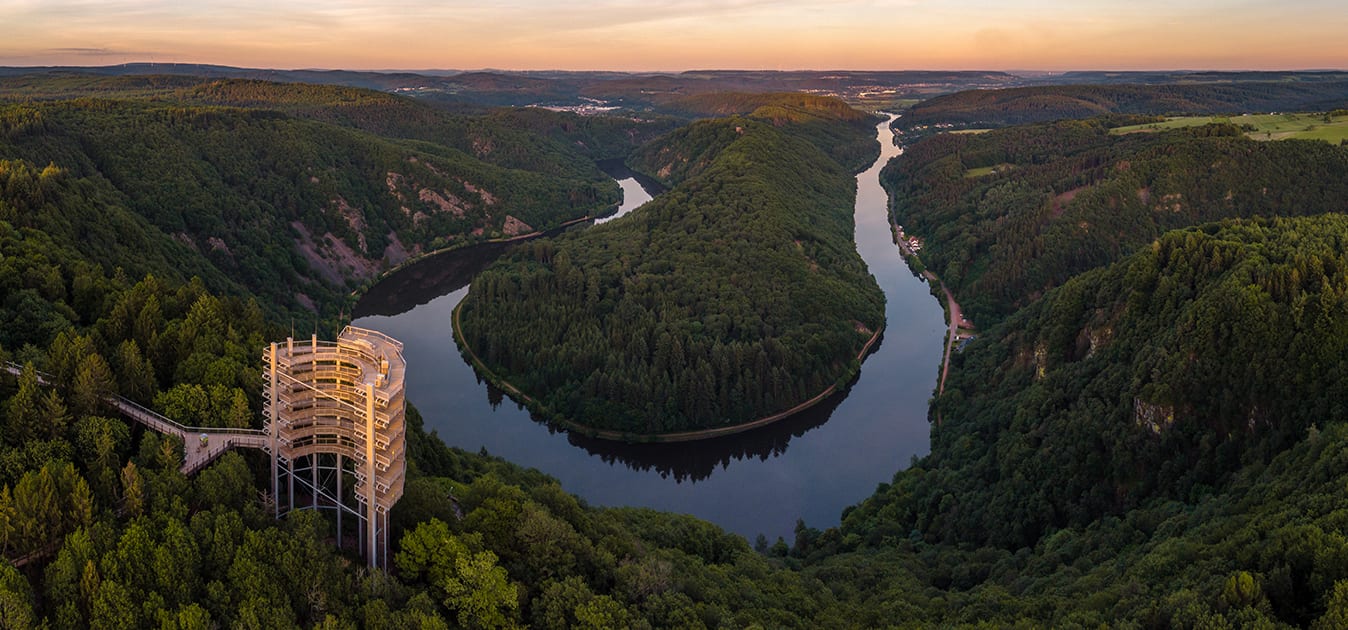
xmin=353 ymin=116 xmax=945 ymax=541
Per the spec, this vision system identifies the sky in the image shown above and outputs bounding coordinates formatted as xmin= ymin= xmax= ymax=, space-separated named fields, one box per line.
xmin=1 ymin=0 xmax=1345 ymax=71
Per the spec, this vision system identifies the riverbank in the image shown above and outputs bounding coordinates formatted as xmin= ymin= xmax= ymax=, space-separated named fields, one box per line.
xmin=453 ymin=298 xmax=884 ymax=443
xmin=370 ymin=214 xmax=597 ymax=287
xmin=347 ymin=214 xmax=600 ymax=318
xmin=891 ymin=221 xmax=974 ymax=396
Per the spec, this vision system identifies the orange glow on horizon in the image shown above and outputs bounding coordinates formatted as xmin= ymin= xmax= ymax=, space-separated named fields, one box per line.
xmin=1 ymin=1 xmax=1344 ymax=71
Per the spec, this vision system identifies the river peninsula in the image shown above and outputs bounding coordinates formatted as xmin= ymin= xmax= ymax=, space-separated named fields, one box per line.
xmin=455 ymin=98 xmax=886 ymax=437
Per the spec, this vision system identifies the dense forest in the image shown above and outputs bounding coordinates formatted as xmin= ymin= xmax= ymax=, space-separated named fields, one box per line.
xmin=899 ymin=81 xmax=1348 ymax=134
xmin=0 ymin=75 xmax=676 ymax=180
xmin=0 ymin=95 xmax=851 ymax=623
xmin=814 ymin=215 xmax=1348 ymax=626
xmin=457 ymin=99 xmax=884 ymax=435
xmin=0 ymin=228 xmax=856 ymax=627
xmin=0 ymin=76 xmax=679 ymax=320
xmin=11 ymin=209 xmax=1348 ymax=627
xmin=11 ymin=72 xmax=1348 ymax=628
xmin=883 ymin=118 xmax=1348 ymax=326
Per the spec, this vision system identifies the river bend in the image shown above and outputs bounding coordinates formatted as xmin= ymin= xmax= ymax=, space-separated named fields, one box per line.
xmin=353 ymin=116 xmax=945 ymax=541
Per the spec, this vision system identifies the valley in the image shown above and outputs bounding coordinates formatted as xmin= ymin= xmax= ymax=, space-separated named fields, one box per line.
xmin=3 ymin=66 xmax=1348 ymax=627
xmin=350 ymin=114 xmax=944 ymax=543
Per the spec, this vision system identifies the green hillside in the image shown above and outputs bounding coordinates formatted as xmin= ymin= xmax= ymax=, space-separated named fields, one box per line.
xmin=807 ymin=215 xmax=1348 ymax=626
xmin=0 ymin=78 xmax=652 ymax=319
xmin=0 ymin=76 xmax=864 ymax=629
xmin=173 ymin=80 xmax=672 ymax=181
xmin=898 ymin=81 xmax=1348 ymax=134
xmin=884 ymin=118 xmax=1348 ymax=326
xmin=645 ymin=92 xmax=881 ymax=172
xmin=1111 ymin=111 xmax=1348 ymax=144
xmin=457 ymin=103 xmax=884 ymax=435
xmin=0 ymin=75 xmax=675 ymax=181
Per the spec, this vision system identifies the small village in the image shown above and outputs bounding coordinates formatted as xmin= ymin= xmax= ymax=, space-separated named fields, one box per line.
xmin=894 ymin=224 xmax=923 ymax=253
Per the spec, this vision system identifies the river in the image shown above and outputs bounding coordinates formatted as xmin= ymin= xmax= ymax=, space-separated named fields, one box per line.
xmin=352 ymin=115 xmax=946 ymax=542
xmin=593 ymin=159 xmax=664 ymax=225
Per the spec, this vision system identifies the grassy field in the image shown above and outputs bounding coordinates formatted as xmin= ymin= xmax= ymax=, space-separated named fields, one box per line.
xmin=964 ymin=163 xmax=1015 ymax=178
xmin=848 ymin=96 xmax=922 ymax=111
xmin=1111 ymin=112 xmax=1348 ymax=143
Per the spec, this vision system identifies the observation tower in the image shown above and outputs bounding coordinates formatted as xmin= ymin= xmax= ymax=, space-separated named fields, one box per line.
xmin=262 ymin=326 xmax=406 ymax=569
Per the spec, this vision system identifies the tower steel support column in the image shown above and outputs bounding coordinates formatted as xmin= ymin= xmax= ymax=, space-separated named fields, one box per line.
xmin=269 ymin=342 xmax=279 ymax=520
xmin=366 ymin=381 xmax=377 ymax=569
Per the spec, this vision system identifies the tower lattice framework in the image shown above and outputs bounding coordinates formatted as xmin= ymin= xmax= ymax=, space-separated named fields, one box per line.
xmin=263 ymin=326 xmax=406 ymax=569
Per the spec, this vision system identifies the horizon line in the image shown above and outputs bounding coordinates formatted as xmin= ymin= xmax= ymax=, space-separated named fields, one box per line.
xmin=2 ymin=62 xmax=1348 ymax=76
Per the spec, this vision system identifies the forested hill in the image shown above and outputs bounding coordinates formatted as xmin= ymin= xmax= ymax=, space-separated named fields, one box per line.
xmin=457 ymin=103 xmax=884 ymax=435
xmin=657 ymin=92 xmax=874 ymax=121
xmin=883 ymin=118 xmax=1348 ymax=326
xmin=0 ymin=76 xmax=889 ymax=628
xmin=0 ymin=75 xmax=677 ymax=182
xmin=899 ymin=81 xmax=1348 ymax=132
xmin=806 ymin=215 xmax=1348 ymax=626
xmin=172 ymin=80 xmax=677 ymax=179
xmin=632 ymin=93 xmax=882 ymax=179
xmin=0 ymin=76 xmax=677 ymax=318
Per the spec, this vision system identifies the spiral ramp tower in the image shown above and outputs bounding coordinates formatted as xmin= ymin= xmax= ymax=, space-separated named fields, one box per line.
xmin=263 ymin=326 xmax=406 ymax=569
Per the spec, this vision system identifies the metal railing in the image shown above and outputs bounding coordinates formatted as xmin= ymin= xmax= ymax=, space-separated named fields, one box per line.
xmin=4 ymin=361 xmax=269 ymax=474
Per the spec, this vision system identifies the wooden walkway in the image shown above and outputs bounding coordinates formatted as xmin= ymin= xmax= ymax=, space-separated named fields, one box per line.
xmin=3 ymin=362 xmax=268 ymax=475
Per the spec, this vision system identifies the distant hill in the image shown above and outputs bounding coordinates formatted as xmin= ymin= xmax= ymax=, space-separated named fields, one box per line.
xmin=632 ymin=92 xmax=882 ymax=179
xmin=0 ymin=64 xmax=1027 ymax=110
xmin=883 ymin=118 xmax=1348 ymax=325
xmin=899 ymin=81 xmax=1348 ymax=133
xmin=658 ymin=92 xmax=875 ymax=121
xmin=1038 ymin=69 xmax=1348 ymax=85
xmin=0 ymin=76 xmax=672 ymax=181
xmin=0 ymin=63 xmax=445 ymax=92
xmin=10 ymin=66 xmax=1348 ymax=117
xmin=580 ymin=70 xmax=1017 ymax=107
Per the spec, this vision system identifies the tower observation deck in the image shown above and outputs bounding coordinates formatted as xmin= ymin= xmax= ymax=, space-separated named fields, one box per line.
xmin=263 ymin=326 xmax=407 ymax=569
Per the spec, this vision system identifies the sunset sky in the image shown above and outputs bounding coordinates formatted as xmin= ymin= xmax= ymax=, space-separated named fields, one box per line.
xmin=1 ymin=0 xmax=1345 ymax=71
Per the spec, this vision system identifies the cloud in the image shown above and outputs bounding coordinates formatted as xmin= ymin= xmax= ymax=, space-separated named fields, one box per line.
xmin=44 ymin=47 xmax=148 ymax=56
xmin=0 ymin=46 xmax=168 ymax=65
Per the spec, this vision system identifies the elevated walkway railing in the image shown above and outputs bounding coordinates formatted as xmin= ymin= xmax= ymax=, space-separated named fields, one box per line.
xmin=3 ymin=361 xmax=268 ymax=474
